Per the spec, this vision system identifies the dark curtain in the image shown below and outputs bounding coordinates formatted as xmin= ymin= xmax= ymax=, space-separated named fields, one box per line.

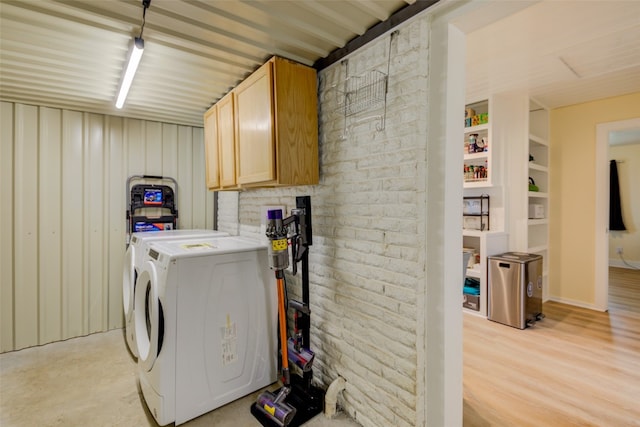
xmin=609 ymin=159 xmax=626 ymax=231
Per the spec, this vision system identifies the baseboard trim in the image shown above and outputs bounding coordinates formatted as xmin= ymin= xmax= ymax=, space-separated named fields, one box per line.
xmin=546 ymin=296 xmax=606 ymax=312
xmin=609 ymin=259 xmax=640 ymax=269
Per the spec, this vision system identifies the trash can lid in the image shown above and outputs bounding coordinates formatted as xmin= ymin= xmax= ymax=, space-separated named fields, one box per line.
xmin=489 ymin=252 xmax=542 ymax=263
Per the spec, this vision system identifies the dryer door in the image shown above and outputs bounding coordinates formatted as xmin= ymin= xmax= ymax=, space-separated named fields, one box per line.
xmin=135 ymin=260 xmax=161 ymax=371
xmin=122 ymin=245 xmax=136 ymax=320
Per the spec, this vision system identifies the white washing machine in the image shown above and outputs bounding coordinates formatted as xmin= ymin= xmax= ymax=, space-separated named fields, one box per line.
xmin=134 ymin=236 xmax=277 ymax=426
xmin=122 ymin=230 xmax=228 ymax=358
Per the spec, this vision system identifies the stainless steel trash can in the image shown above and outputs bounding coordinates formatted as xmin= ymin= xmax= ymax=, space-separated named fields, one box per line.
xmin=488 ymin=252 xmax=543 ymax=329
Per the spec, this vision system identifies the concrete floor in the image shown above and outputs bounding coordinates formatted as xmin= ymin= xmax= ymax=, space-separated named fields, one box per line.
xmin=0 ymin=329 xmax=358 ymax=427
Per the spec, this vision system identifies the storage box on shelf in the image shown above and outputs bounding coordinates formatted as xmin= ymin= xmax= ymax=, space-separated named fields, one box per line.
xmin=463 ymin=195 xmax=490 ymax=231
xmin=462 ymin=230 xmax=508 ymax=317
xmin=463 ymin=291 xmax=480 ymax=312
xmin=463 ymin=247 xmax=480 ymax=312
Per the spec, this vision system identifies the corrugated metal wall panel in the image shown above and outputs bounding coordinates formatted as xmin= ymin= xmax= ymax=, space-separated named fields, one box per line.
xmin=191 ymin=127 xmax=208 ymax=229
xmin=106 ymin=116 xmax=126 ymax=330
xmin=86 ymin=113 xmax=105 ymax=334
xmin=146 ymin=122 xmax=163 ymax=175
xmin=177 ymin=126 xmax=194 ymax=228
xmin=1 ymin=101 xmax=213 ymax=352
xmin=61 ymin=109 xmax=85 ymax=340
xmin=14 ymin=104 xmax=39 ymax=349
xmin=161 ymin=123 xmax=179 ymax=177
xmin=1 ymin=102 xmax=15 ymax=352
xmin=38 ymin=107 xmax=63 ymax=345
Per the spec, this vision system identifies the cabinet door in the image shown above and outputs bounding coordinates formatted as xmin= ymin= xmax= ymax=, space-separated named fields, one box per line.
xmin=272 ymin=56 xmax=319 ymax=185
xmin=217 ymin=92 xmax=236 ymax=187
xmin=203 ymin=105 xmax=220 ymax=189
xmin=234 ymin=61 xmax=275 ymax=185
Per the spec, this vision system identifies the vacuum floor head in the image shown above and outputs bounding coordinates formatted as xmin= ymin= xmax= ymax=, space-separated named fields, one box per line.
xmin=254 ymin=391 xmax=296 ymax=427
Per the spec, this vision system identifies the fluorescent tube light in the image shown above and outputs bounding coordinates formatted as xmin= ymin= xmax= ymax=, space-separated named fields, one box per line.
xmin=115 ymin=37 xmax=144 ymax=109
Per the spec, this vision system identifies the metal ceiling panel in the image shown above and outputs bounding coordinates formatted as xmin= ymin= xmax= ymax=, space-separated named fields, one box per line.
xmin=2 ymin=0 xmax=639 ymax=127
xmin=0 ymin=0 xmax=410 ymax=126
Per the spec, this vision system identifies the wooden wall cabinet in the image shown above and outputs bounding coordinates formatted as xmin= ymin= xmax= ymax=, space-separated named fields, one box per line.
xmin=217 ymin=92 xmax=237 ymax=188
xmin=204 ymin=92 xmax=238 ymax=191
xmin=234 ymin=60 xmax=275 ymax=185
xmin=204 ymin=56 xmax=318 ymax=190
xmin=203 ymin=104 xmax=220 ymax=189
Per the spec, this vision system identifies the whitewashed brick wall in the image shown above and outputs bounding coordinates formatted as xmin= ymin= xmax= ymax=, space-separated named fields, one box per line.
xmin=218 ymin=15 xmax=430 ymax=427
xmin=217 ymin=191 xmax=240 ymax=235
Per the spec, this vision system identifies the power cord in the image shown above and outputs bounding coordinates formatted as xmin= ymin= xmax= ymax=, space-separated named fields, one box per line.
xmin=139 ymin=0 xmax=151 ymax=38
xmin=619 ymin=252 xmax=640 ymax=270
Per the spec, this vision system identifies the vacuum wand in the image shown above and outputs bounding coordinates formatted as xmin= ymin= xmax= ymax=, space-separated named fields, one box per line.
xmin=265 ymin=208 xmax=294 ymax=386
xmin=277 ymin=277 xmax=291 ymax=387
xmin=254 ymin=208 xmax=298 ymax=426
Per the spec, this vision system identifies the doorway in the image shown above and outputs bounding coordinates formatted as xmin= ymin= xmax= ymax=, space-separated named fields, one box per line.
xmin=595 ymin=118 xmax=640 ymax=311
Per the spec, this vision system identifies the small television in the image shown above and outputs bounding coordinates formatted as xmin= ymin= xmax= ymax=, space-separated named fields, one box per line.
xmin=143 ymin=188 xmax=163 ymax=205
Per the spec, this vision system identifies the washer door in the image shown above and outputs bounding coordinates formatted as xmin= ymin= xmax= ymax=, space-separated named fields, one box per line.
xmin=122 ymin=245 xmax=135 ymax=320
xmin=135 ymin=260 xmax=161 ymax=372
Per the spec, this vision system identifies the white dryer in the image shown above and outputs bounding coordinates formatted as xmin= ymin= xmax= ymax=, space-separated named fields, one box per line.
xmin=122 ymin=230 xmax=228 ymax=357
xmin=134 ymin=236 xmax=277 ymax=426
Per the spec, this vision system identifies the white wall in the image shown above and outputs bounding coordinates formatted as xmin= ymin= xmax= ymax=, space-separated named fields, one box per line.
xmin=0 ymin=102 xmax=214 ymax=352
xmin=217 ymin=17 xmax=431 ymax=427
xmin=549 ymin=93 xmax=640 ymax=307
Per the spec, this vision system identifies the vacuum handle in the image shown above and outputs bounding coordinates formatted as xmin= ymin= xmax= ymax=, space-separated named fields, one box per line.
xmin=289 ymin=299 xmax=310 ymax=315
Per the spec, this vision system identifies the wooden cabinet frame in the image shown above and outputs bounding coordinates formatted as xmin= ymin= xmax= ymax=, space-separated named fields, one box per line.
xmin=204 ymin=56 xmax=318 ymax=190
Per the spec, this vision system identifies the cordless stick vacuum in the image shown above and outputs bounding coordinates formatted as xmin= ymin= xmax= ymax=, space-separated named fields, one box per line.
xmin=253 ymin=208 xmax=297 ymax=427
xmin=252 ymin=196 xmax=325 ymax=427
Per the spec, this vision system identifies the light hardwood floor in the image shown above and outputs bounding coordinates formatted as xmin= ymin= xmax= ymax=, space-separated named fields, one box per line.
xmin=463 ymin=267 xmax=640 ymax=427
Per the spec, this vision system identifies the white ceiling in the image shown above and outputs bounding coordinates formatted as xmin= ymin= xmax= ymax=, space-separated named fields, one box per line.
xmin=1 ymin=0 xmax=639 ymax=127
xmin=464 ymin=0 xmax=640 ymax=108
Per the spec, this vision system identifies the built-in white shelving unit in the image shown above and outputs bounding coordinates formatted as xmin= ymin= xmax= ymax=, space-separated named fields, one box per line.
xmin=462 ymin=98 xmax=508 ymax=317
xmin=462 ymin=94 xmax=552 ymax=315
xmin=527 ymin=99 xmax=550 ymax=300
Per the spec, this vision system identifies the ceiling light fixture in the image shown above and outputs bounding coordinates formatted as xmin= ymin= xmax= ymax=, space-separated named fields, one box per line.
xmin=115 ymin=0 xmax=151 ymax=109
